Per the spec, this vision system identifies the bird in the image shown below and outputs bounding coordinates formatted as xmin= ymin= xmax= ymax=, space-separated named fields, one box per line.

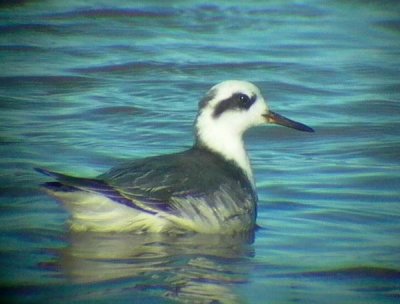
xmin=36 ymin=80 xmax=314 ymax=234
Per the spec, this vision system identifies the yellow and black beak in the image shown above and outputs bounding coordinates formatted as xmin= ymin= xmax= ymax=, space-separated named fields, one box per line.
xmin=263 ymin=111 xmax=314 ymax=132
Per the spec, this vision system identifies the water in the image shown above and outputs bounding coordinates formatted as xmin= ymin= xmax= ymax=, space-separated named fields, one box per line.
xmin=1 ymin=0 xmax=399 ymax=303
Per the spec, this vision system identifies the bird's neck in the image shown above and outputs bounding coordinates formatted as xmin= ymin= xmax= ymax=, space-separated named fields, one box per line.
xmin=194 ymin=118 xmax=254 ymax=186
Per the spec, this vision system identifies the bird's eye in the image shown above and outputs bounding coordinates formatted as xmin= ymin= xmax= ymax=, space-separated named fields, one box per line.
xmin=237 ymin=93 xmax=255 ymax=109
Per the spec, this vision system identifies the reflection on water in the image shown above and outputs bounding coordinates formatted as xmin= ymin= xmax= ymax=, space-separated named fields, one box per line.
xmin=56 ymin=232 xmax=254 ymax=303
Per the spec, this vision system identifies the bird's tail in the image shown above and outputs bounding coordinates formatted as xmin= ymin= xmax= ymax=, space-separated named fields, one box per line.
xmin=35 ymin=168 xmax=163 ymax=232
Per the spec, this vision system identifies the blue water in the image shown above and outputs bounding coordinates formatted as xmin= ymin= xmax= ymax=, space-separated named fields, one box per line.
xmin=1 ymin=0 xmax=399 ymax=303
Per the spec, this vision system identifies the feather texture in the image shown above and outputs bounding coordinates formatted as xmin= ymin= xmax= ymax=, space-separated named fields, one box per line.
xmin=37 ymin=147 xmax=257 ymax=233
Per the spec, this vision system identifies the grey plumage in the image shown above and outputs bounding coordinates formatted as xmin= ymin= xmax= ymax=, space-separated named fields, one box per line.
xmin=37 ymin=146 xmax=257 ymax=233
xmin=102 ymin=146 xmax=257 ymax=227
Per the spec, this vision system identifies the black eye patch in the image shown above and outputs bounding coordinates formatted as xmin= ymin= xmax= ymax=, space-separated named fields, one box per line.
xmin=213 ymin=93 xmax=257 ymax=118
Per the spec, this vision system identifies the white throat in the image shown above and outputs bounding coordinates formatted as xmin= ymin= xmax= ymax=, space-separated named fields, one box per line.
xmin=195 ymin=109 xmax=254 ymax=186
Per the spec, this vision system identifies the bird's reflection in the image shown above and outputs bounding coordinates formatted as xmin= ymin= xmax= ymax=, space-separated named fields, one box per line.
xmin=58 ymin=231 xmax=255 ymax=303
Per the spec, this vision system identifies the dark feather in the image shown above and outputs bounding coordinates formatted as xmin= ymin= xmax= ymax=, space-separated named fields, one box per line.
xmin=35 ymin=168 xmax=156 ymax=214
xmin=36 ymin=146 xmax=257 ymax=222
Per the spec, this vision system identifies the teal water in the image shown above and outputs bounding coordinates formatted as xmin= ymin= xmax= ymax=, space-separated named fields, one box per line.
xmin=1 ymin=0 xmax=400 ymax=303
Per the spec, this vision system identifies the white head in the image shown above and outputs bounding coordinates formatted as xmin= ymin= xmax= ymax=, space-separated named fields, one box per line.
xmin=195 ymin=80 xmax=313 ymax=183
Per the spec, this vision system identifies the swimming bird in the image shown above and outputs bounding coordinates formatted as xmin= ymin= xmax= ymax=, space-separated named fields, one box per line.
xmin=36 ymin=80 xmax=314 ymax=234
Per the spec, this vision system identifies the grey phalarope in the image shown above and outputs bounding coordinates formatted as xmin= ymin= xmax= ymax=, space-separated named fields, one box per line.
xmin=36 ymin=80 xmax=314 ymax=234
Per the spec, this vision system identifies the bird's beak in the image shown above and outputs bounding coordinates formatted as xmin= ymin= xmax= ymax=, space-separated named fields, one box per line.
xmin=263 ymin=111 xmax=314 ymax=132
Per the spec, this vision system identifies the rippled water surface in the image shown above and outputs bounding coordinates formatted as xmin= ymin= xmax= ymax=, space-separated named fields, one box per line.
xmin=1 ymin=0 xmax=399 ymax=303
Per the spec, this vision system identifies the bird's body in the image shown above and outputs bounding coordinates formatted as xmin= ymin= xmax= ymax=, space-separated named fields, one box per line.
xmin=38 ymin=80 xmax=313 ymax=234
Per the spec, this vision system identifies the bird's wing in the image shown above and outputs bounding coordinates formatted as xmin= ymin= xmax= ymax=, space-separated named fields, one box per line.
xmin=35 ymin=167 xmax=158 ymax=214
xmin=99 ymin=149 xmax=256 ymax=216
xmin=37 ymin=148 xmax=256 ymax=219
